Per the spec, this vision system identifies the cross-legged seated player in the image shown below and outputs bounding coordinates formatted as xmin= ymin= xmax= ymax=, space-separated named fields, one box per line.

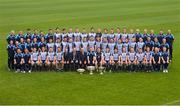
xmin=31 ymin=48 xmax=39 ymax=71
xmin=46 ymin=47 xmax=56 ymax=71
xmin=127 ymin=47 xmax=137 ymax=72
xmin=56 ymin=47 xmax=64 ymax=71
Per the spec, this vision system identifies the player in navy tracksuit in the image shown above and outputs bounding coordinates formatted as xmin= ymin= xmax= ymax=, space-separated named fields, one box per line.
xmin=87 ymin=47 xmax=96 ymax=66
xmin=157 ymin=30 xmax=165 ymax=44
xmin=14 ymin=48 xmax=23 ymax=72
xmin=22 ymin=48 xmax=31 ymax=73
xmin=7 ymin=40 xmax=15 ymax=70
xmin=79 ymin=48 xmax=88 ymax=69
xmin=161 ymin=47 xmax=169 ymax=73
xmin=165 ymin=30 xmax=174 ymax=61
xmin=63 ymin=47 xmax=70 ymax=71
xmin=152 ymin=47 xmax=161 ymax=71
xmin=7 ymin=30 xmax=16 ymax=44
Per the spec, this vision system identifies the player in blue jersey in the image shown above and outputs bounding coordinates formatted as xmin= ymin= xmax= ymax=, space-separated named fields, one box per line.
xmin=7 ymin=30 xmax=16 ymax=44
xmin=7 ymin=40 xmax=15 ymax=70
xmin=152 ymin=47 xmax=161 ymax=71
xmin=165 ymin=29 xmax=174 ymax=61
xmin=161 ymin=47 xmax=169 ymax=73
xmin=14 ymin=48 xmax=23 ymax=73
xmin=22 ymin=48 xmax=31 ymax=73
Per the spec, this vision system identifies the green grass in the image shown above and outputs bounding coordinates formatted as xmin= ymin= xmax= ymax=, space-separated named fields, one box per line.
xmin=0 ymin=0 xmax=180 ymax=105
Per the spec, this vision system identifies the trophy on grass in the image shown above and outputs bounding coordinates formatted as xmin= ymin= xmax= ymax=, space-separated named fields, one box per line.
xmin=86 ymin=66 xmax=96 ymax=75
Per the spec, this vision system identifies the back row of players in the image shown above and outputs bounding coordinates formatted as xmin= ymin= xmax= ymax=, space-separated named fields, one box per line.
xmin=7 ymin=27 xmax=174 ymax=74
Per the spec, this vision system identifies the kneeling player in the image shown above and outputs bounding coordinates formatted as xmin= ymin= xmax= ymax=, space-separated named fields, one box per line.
xmin=56 ymin=47 xmax=64 ymax=71
xmin=161 ymin=47 xmax=169 ymax=73
xmin=136 ymin=48 xmax=146 ymax=71
xmin=144 ymin=47 xmax=153 ymax=72
xmin=152 ymin=47 xmax=161 ymax=71
xmin=46 ymin=47 xmax=56 ymax=71
xmin=14 ymin=48 xmax=23 ymax=73
xmin=128 ymin=47 xmax=137 ymax=72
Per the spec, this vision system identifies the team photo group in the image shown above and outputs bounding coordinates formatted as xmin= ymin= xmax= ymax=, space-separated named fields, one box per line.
xmin=6 ymin=27 xmax=174 ymax=74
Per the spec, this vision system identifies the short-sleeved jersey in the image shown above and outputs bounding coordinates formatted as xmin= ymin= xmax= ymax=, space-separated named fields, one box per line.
xmin=161 ymin=52 xmax=169 ymax=61
xmin=128 ymin=52 xmax=136 ymax=61
xmin=121 ymin=52 xmax=127 ymax=61
xmin=48 ymin=52 xmax=55 ymax=61
xmin=39 ymin=52 xmax=47 ymax=61
xmin=56 ymin=52 xmax=63 ymax=61
xmin=31 ymin=52 xmax=39 ymax=61
xmin=23 ymin=53 xmax=31 ymax=63
xmin=104 ymin=52 xmax=111 ymax=61
xmin=14 ymin=53 xmax=23 ymax=63
xmin=136 ymin=52 xmax=145 ymax=62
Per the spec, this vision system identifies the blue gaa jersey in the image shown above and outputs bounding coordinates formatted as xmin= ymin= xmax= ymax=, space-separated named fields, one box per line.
xmin=143 ymin=33 xmax=150 ymax=42
xmin=81 ymin=41 xmax=88 ymax=52
xmin=113 ymin=52 xmax=119 ymax=61
xmin=116 ymin=43 xmax=123 ymax=54
xmin=14 ymin=53 xmax=23 ymax=63
xmin=88 ymin=41 xmax=96 ymax=50
xmin=101 ymin=41 xmax=108 ymax=53
xmin=108 ymin=43 xmax=116 ymax=54
xmin=129 ymin=41 xmax=136 ymax=50
xmin=89 ymin=32 xmax=96 ymax=38
xmin=25 ymin=42 xmax=32 ymax=52
xmin=19 ymin=43 xmax=26 ymax=52
xmin=67 ymin=32 xmax=73 ymax=39
xmin=165 ymin=34 xmax=174 ymax=47
xmin=31 ymin=42 xmax=39 ymax=50
xmin=15 ymin=34 xmax=24 ymax=42
xmin=160 ymin=43 xmax=169 ymax=51
xmin=122 ymin=43 xmax=129 ymax=52
xmin=150 ymin=34 xmax=155 ymax=41
xmin=96 ymin=41 xmax=101 ymax=49
xmin=115 ymin=33 xmax=121 ymax=41
xmin=128 ymin=33 xmax=135 ymax=41
xmin=145 ymin=51 xmax=153 ymax=61
xmin=87 ymin=51 xmax=96 ymax=62
xmin=154 ymin=41 xmax=160 ymax=48
xmin=145 ymin=41 xmax=154 ymax=50
xmin=23 ymin=53 xmax=31 ymax=63
xmin=157 ymin=34 xmax=164 ymax=44
xmin=7 ymin=35 xmax=16 ymax=44
xmin=135 ymin=33 xmax=143 ymax=42
xmin=47 ymin=43 xmax=54 ymax=50
xmin=62 ymin=42 xmax=68 ymax=52
xmin=45 ymin=33 xmax=54 ymax=43
xmin=31 ymin=34 xmax=39 ymax=41
xmin=74 ymin=32 xmax=81 ymax=41
xmin=48 ymin=52 xmax=55 ymax=61
xmin=31 ymin=52 xmax=39 ymax=61
xmin=152 ymin=52 xmax=161 ymax=62
xmin=54 ymin=33 xmax=61 ymax=40
xmin=67 ymin=42 xmax=74 ymax=53
xmin=128 ymin=52 xmax=136 ymax=61
xmin=56 ymin=52 xmax=63 ymax=61
xmin=104 ymin=52 xmax=111 ymax=61
xmin=7 ymin=44 xmax=15 ymax=57
xmin=24 ymin=33 xmax=32 ymax=41
xmin=137 ymin=42 xmax=145 ymax=50
xmin=108 ymin=33 xmax=115 ymax=40
xmin=136 ymin=52 xmax=145 ymax=62
xmin=161 ymin=51 xmax=169 ymax=61
xmin=121 ymin=52 xmax=127 ymax=61
xmin=39 ymin=52 xmax=47 ymax=61
xmin=38 ymin=42 xmax=46 ymax=49
xmin=121 ymin=33 xmax=128 ymax=43
xmin=74 ymin=42 xmax=81 ymax=51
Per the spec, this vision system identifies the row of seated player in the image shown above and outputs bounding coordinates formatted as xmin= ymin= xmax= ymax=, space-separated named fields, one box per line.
xmin=9 ymin=46 xmax=169 ymax=74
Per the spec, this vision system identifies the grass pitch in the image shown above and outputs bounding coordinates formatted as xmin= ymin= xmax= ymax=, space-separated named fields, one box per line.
xmin=0 ymin=0 xmax=180 ymax=105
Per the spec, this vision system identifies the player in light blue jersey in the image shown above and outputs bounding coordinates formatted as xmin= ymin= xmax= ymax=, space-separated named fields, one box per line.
xmin=111 ymin=48 xmax=120 ymax=72
xmin=31 ymin=48 xmax=39 ymax=71
xmin=144 ymin=47 xmax=153 ymax=72
xmin=38 ymin=47 xmax=47 ymax=71
xmin=56 ymin=47 xmax=64 ymax=71
xmin=120 ymin=47 xmax=128 ymax=71
xmin=136 ymin=48 xmax=145 ymax=71
xmin=128 ymin=29 xmax=135 ymax=42
xmin=46 ymin=47 xmax=56 ymax=71
xmin=127 ymin=47 xmax=137 ymax=72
